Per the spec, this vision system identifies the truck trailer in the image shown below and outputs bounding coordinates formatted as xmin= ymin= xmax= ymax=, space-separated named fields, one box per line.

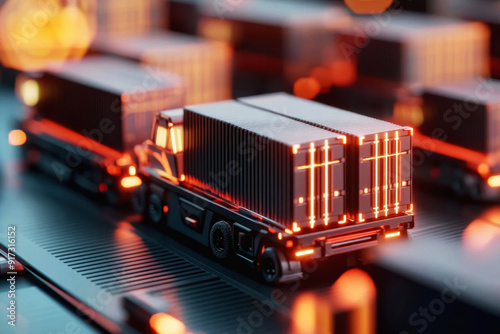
xmin=17 ymin=56 xmax=185 ymax=203
xmin=134 ymin=93 xmax=414 ymax=284
xmin=394 ymin=78 xmax=500 ymax=201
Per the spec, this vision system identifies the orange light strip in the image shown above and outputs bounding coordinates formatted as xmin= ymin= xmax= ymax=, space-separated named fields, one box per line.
xmin=121 ymin=176 xmax=142 ymax=188
xmin=297 ymin=160 xmax=340 ymax=170
xmin=324 ymin=140 xmax=329 ymax=226
xmin=488 ymin=175 xmax=500 ymax=187
xmin=338 ymin=215 xmax=347 ymax=224
xmin=384 ymin=132 xmax=389 ymax=217
xmin=413 ymin=132 xmax=486 ymax=167
xmin=296 ymin=249 xmax=314 ymax=257
xmin=374 ymin=134 xmax=379 ymax=218
xmin=292 ymin=222 xmax=301 ymax=232
xmin=337 ymin=135 xmax=347 ymax=144
xmin=362 ymin=152 xmax=408 ymax=160
xmin=385 ymin=231 xmax=401 ymax=239
xmin=309 ymin=142 xmax=316 ymax=228
xmin=292 ymin=144 xmax=300 ymax=154
xmin=405 ymin=204 xmax=413 ymax=213
xmin=395 ymin=131 xmax=400 ymax=214
xmin=170 ymin=127 xmax=178 ymax=154
xmin=358 ymin=213 xmax=365 ymax=223
xmin=27 ymin=119 xmax=124 ymax=161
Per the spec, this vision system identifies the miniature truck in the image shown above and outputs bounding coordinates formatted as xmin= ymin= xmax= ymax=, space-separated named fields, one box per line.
xmin=16 ymin=56 xmax=185 ymax=203
xmin=134 ymin=93 xmax=414 ymax=284
xmin=394 ymin=79 xmax=500 ymax=200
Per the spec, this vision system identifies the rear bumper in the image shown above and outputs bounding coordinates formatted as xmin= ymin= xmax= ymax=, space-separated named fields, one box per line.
xmin=293 ymin=214 xmax=413 ymax=260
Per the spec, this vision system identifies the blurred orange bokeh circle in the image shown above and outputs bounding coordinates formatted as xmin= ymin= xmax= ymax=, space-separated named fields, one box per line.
xmin=0 ymin=0 xmax=96 ymax=71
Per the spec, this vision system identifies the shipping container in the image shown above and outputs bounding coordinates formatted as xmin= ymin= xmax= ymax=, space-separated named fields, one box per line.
xmin=418 ymin=79 xmax=500 ymax=155
xmin=198 ymin=0 xmax=349 ymax=95
xmin=334 ymin=13 xmax=490 ymax=87
xmin=434 ymin=0 xmax=500 ymax=80
xmin=95 ymin=0 xmax=166 ymax=36
xmin=239 ymin=93 xmax=413 ymax=222
xmin=92 ymin=31 xmax=232 ymax=105
xmin=31 ymin=56 xmax=185 ymax=152
xmin=183 ymin=100 xmax=347 ymax=230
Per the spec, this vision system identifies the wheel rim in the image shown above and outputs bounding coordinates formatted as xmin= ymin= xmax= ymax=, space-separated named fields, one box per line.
xmin=213 ymin=229 xmax=225 ymax=253
xmin=262 ymin=258 xmax=276 ymax=280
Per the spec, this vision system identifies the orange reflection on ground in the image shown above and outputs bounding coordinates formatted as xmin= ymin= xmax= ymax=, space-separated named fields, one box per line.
xmin=331 ymin=269 xmax=376 ymax=334
xmin=290 ymin=293 xmax=331 ymax=334
xmin=344 ymin=0 xmax=394 ymax=14
xmin=0 ymin=0 xmax=96 ymax=71
xmin=463 ymin=208 xmax=500 ymax=254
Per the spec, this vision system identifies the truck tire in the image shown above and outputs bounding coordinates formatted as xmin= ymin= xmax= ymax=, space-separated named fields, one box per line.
xmin=209 ymin=221 xmax=232 ymax=259
xmin=148 ymin=193 xmax=164 ymax=224
xmin=132 ymin=184 xmax=147 ymax=214
xmin=103 ymin=178 xmax=119 ymax=205
xmin=259 ymin=247 xmax=283 ymax=285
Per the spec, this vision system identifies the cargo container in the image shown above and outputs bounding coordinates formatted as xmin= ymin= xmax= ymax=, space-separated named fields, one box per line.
xmin=433 ymin=0 xmax=500 ymax=80
xmin=393 ymin=78 xmax=500 ymax=200
xmin=95 ymin=0 xmax=166 ymax=36
xmin=240 ymin=93 xmax=413 ymax=223
xmin=134 ymin=93 xmax=414 ymax=284
xmin=92 ymin=31 xmax=232 ymax=105
xmin=197 ymin=0 xmax=350 ymax=96
xmin=334 ymin=13 xmax=490 ymax=88
xmin=16 ymin=56 xmax=185 ymax=203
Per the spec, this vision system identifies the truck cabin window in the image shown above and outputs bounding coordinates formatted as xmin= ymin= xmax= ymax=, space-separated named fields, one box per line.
xmin=167 ymin=125 xmax=184 ymax=154
xmin=155 ymin=125 xmax=168 ymax=148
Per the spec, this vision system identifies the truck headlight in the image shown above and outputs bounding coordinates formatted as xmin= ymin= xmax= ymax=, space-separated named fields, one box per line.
xmin=16 ymin=76 xmax=39 ymax=107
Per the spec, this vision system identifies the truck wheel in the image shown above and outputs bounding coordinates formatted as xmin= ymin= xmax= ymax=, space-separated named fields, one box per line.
xmin=148 ymin=193 xmax=164 ymax=224
xmin=209 ymin=221 xmax=232 ymax=259
xmin=259 ymin=248 xmax=283 ymax=285
xmin=103 ymin=178 xmax=119 ymax=205
xmin=132 ymin=184 xmax=147 ymax=214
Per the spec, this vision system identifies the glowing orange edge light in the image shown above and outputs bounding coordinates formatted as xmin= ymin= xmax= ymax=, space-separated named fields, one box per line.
xmin=296 ymin=249 xmax=314 ymax=257
xmin=121 ymin=176 xmax=142 ymax=188
xmin=149 ymin=313 xmax=186 ymax=334
xmin=385 ymin=231 xmax=401 ymax=239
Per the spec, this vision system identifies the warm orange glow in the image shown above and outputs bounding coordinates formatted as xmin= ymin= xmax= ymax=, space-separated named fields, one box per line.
xmin=374 ymin=134 xmax=379 ymax=218
xmin=359 ymin=136 xmax=365 ymax=145
xmin=180 ymin=174 xmax=186 ymax=182
xmin=0 ymin=0 xmax=96 ymax=71
xmin=330 ymin=59 xmax=357 ymax=87
xmin=285 ymin=228 xmax=293 ymax=235
xmin=402 ymin=181 xmax=407 ymax=187
xmin=463 ymin=209 xmax=500 ymax=254
xmin=385 ymin=231 xmax=401 ymax=239
xmin=149 ymin=313 xmax=186 ymax=334
xmin=278 ymin=233 xmax=283 ymax=240
xmin=384 ymin=133 xmax=389 ymax=216
xmin=337 ymin=135 xmax=347 ymax=144
xmin=358 ymin=213 xmax=365 ymax=223
xmin=414 ymin=132 xmax=486 ymax=167
xmin=344 ymin=0 xmax=394 ymax=15
xmin=311 ymin=66 xmax=333 ymax=93
xmin=488 ymin=176 xmax=500 ymax=188
xmin=290 ymin=293 xmax=331 ymax=334
xmin=395 ymin=131 xmax=400 ymax=214
xmin=293 ymin=77 xmax=321 ymax=100
xmin=17 ymin=78 xmax=39 ymax=106
xmin=198 ymin=18 xmax=233 ymax=42
xmin=121 ymin=176 xmax=141 ymax=189
xmin=393 ymin=102 xmax=424 ymax=127
xmin=363 ymin=188 xmax=369 ymax=194
xmin=155 ymin=126 xmax=168 ymax=148
xmin=292 ymin=222 xmax=301 ymax=232
xmin=331 ymin=269 xmax=376 ymax=334
xmin=128 ymin=166 xmax=136 ymax=176
xmin=296 ymin=249 xmax=314 ymax=257
xmin=8 ymin=130 xmax=27 ymax=146
xmin=338 ymin=215 xmax=347 ymax=224
xmin=286 ymin=240 xmax=294 ymax=248
xmin=298 ymin=197 xmax=304 ymax=204
xmin=163 ymin=205 xmax=169 ymax=214
xmin=405 ymin=204 xmax=413 ymax=213
xmin=309 ymin=142 xmax=316 ymax=228
xmin=292 ymin=144 xmax=300 ymax=154
xmin=478 ymin=163 xmax=490 ymax=177
xmin=323 ymin=140 xmax=329 ymax=226
xmin=106 ymin=165 xmax=120 ymax=175
xmin=334 ymin=190 xmax=340 ymax=197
